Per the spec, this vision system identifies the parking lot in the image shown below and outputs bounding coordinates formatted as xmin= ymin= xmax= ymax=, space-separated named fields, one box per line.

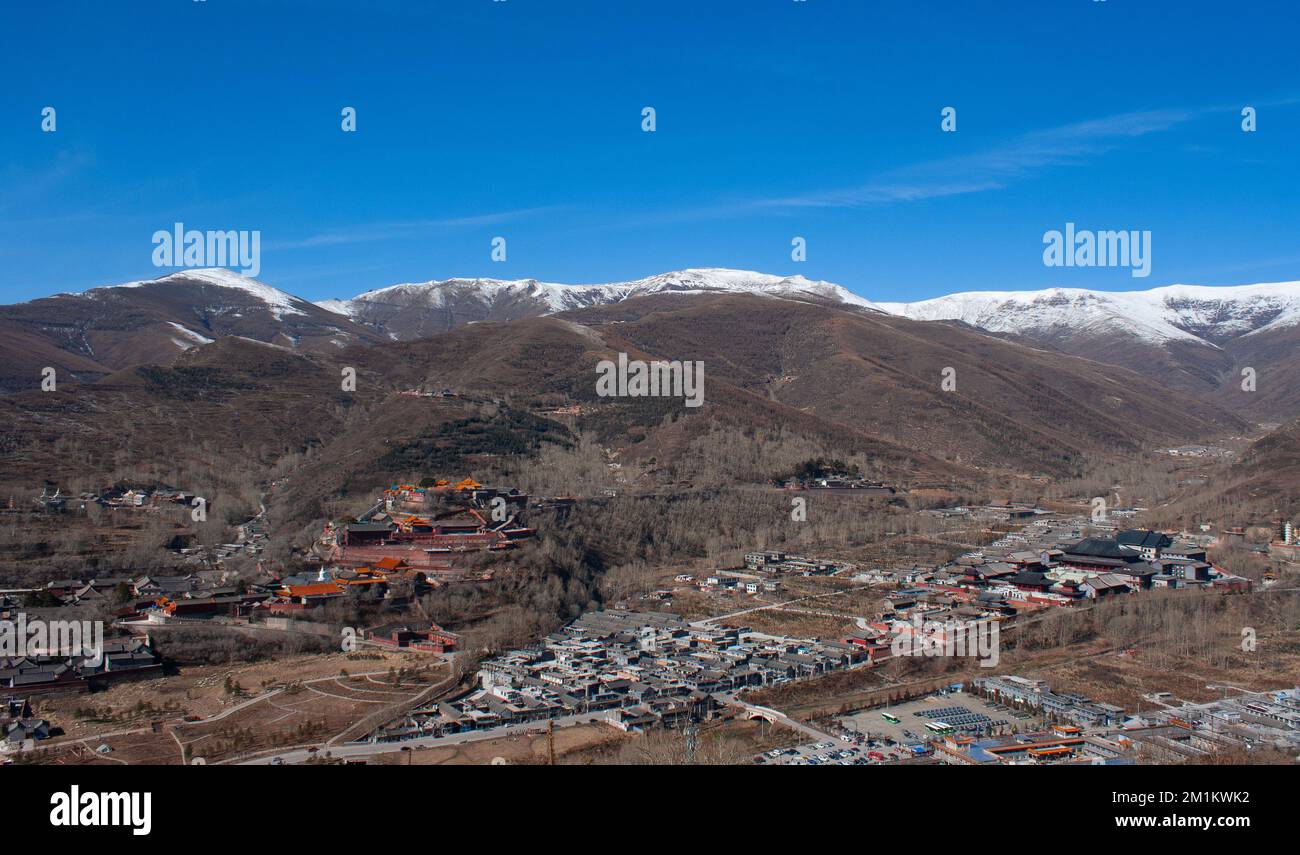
xmin=837 ymin=690 xmax=1037 ymax=747
xmin=758 ymin=737 xmax=887 ymax=765
xmin=754 ymin=689 xmax=1044 ymax=765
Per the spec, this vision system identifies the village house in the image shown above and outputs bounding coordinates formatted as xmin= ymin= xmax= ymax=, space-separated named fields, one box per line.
xmin=426 ymin=610 xmax=870 ymax=740
xmin=0 ymin=637 xmax=162 ymax=695
xmin=1116 ymin=529 xmax=1174 ymax=560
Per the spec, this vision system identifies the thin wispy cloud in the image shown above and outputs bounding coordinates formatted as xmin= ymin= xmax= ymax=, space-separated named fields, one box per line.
xmin=625 ymin=102 xmax=1291 ymax=227
xmin=767 ymin=97 xmax=1298 ymax=214
xmin=267 ymin=206 xmax=567 ymax=251
xmin=755 ymin=107 xmax=1201 ymax=211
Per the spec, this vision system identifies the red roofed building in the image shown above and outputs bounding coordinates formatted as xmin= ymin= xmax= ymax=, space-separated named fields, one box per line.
xmin=279 ymin=581 xmax=344 ymax=604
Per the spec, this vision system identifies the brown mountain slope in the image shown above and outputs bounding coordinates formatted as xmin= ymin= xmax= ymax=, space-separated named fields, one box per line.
xmin=1150 ymin=419 xmax=1300 ymax=529
xmin=987 ymin=328 xmax=1233 ymax=397
xmin=0 ymin=318 xmax=111 ymax=393
xmin=985 ymin=324 xmax=1300 ymax=423
xmin=0 ymin=269 xmax=385 ymax=391
xmin=559 ymin=294 xmax=1250 ymax=477
xmin=0 ymin=309 xmax=974 ymax=517
xmin=0 ymin=337 xmax=391 ymax=487
xmin=340 ymin=313 xmax=968 ymax=477
xmin=882 ymin=281 xmax=1300 ymax=423
xmin=1216 ymin=420 xmax=1300 ymax=520
xmin=2 ymin=292 xmax=1254 ymax=539
xmin=1216 ymin=326 xmax=1300 ymax=421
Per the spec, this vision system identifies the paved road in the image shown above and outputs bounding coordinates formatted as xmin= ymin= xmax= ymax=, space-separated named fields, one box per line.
xmin=237 ymin=711 xmax=606 ymax=765
xmin=242 ymin=697 xmax=833 ymax=766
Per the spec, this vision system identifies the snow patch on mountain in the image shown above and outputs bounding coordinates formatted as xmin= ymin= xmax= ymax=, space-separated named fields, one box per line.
xmin=167 ymin=322 xmax=215 ymax=350
xmin=314 ymin=298 xmax=354 ymax=317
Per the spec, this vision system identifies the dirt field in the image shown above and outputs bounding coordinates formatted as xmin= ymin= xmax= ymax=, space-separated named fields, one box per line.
xmin=718 ymin=608 xmax=857 ymax=639
xmin=21 ymin=650 xmax=448 ymax=765
xmin=663 ymin=572 xmax=884 ymax=637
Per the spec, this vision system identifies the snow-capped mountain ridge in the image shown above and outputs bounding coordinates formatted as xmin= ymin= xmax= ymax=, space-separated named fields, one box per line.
xmin=319 ymin=268 xmax=1300 ymax=347
xmin=0 ymin=268 xmax=386 ymax=385
xmin=878 ymin=280 xmax=1300 ymax=346
xmin=7 ymin=267 xmax=1300 ymax=417
xmin=319 ymin=268 xmax=877 ymax=318
xmin=79 ymin=268 xmax=311 ymax=320
xmin=52 ymin=267 xmax=1300 ymax=349
xmin=314 ymin=268 xmax=879 ymax=339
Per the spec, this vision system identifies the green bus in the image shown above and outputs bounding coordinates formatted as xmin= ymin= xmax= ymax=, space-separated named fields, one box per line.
xmin=881 ymin=712 xmax=900 ymax=724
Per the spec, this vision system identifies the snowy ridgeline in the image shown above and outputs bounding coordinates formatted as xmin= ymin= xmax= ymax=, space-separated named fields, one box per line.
xmin=877 ymin=281 xmax=1300 ymax=346
xmin=74 ymin=266 xmax=1300 ymax=347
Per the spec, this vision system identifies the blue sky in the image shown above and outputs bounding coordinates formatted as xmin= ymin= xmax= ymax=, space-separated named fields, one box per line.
xmin=2 ymin=0 xmax=1298 ymax=304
